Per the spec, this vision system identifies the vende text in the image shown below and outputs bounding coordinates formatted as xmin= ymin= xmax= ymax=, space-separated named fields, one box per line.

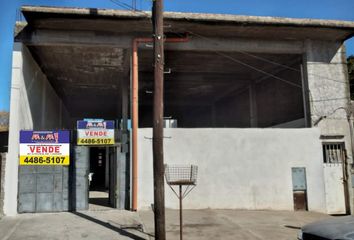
xmin=85 ymin=131 xmax=107 ymax=137
xmin=29 ymin=146 xmax=60 ymax=153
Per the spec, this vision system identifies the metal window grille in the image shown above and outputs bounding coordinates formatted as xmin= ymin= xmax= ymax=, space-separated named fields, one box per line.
xmin=322 ymin=142 xmax=345 ymax=164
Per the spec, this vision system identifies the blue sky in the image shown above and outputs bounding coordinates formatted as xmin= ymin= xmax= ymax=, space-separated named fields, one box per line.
xmin=0 ymin=0 xmax=354 ymax=111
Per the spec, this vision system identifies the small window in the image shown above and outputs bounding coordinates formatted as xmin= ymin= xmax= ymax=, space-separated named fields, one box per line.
xmin=322 ymin=142 xmax=346 ymax=164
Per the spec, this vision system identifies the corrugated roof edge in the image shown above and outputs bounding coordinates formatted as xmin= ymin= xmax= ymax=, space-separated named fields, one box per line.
xmin=20 ymin=5 xmax=354 ymax=30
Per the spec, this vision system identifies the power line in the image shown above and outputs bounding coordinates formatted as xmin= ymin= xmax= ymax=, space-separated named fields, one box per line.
xmin=187 ymin=31 xmax=350 ymax=85
xmin=167 ymin=11 xmax=353 ymax=126
xmin=110 ymin=0 xmax=140 ymax=11
xmin=110 ymin=0 xmax=133 ymax=11
xmin=170 ymin=31 xmax=302 ymax=88
xmin=103 ymin=3 xmax=315 ymax=89
xmin=106 ymin=3 xmax=351 ymax=87
xmin=105 ymin=2 xmax=352 ymax=104
xmin=207 ymin=50 xmax=302 ymax=88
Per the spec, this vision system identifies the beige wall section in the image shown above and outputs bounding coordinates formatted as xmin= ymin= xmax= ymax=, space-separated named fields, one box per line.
xmin=138 ymin=128 xmax=327 ymax=213
xmin=3 ymin=43 xmax=70 ymax=216
xmin=305 ymin=40 xmax=353 ymax=214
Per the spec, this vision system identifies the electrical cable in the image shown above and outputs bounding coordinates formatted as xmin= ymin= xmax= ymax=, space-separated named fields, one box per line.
xmin=187 ymin=31 xmax=350 ymax=86
xmin=170 ymin=30 xmax=302 ymax=88
xmin=110 ymin=0 xmax=133 ymax=11
xmin=104 ymin=3 xmax=328 ymax=90
xmin=106 ymin=3 xmax=351 ymax=87
xmin=105 ymin=1 xmax=352 ymax=115
xmin=206 ymin=50 xmax=302 ymax=88
xmin=110 ymin=0 xmax=142 ymax=11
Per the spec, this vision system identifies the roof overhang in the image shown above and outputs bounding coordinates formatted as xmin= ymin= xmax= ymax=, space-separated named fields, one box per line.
xmin=13 ymin=6 xmax=354 ymax=119
xmin=18 ymin=5 xmax=354 ymax=42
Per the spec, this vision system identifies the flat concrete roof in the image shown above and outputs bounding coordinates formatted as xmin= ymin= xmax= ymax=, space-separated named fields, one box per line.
xmin=15 ymin=6 xmax=353 ymax=119
xmin=21 ymin=5 xmax=354 ymax=29
xmin=19 ymin=5 xmax=354 ymax=42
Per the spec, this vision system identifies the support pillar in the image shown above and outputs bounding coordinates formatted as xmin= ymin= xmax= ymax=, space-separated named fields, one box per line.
xmin=249 ymin=82 xmax=258 ymax=128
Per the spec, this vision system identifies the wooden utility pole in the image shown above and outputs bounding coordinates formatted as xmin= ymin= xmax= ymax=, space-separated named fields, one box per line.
xmin=152 ymin=0 xmax=166 ymax=239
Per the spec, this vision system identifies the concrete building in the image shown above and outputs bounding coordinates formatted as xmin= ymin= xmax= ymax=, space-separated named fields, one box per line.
xmin=2 ymin=5 xmax=354 ymax=216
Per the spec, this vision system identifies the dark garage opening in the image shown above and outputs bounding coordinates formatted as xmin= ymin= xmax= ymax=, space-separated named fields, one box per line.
xmin=138 ymin=50 xmax=306 ymax=128
xmin=26 ymin=43 xmax=306 ymax=129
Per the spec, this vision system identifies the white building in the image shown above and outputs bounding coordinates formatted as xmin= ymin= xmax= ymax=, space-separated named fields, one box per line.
xmin=1 ymin=6 xmax=354 ymax=216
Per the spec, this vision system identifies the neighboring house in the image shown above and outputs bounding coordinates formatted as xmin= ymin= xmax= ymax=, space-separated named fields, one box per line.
xmin=2 ymin=6 xmax=354 ymax=216
xmin=0 ymin=112 xmax=9 ymax=132
xmin=0 ymin=112 xmax=9 ymax=153
xmin=0 ymin=112 xmax=9 ymax=216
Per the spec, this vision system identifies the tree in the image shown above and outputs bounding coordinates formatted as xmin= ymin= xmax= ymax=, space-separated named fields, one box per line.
xmin=348 ymin=55 xmax=354 ymax=100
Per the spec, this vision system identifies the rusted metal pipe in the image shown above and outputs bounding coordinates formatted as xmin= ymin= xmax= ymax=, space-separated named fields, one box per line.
xmin=132 ymin=38 xmax=151 ymax=211
xmin=131 ymin=36 xmax=188 ymax=211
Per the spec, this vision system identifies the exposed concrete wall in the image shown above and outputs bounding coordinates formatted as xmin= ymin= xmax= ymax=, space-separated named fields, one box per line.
xmin=305 ymin=41 xmax=354 ymax=213
xmin=138 ymin=128 xmax=327 ymax=213
xmin=0 ymin=153 xmax=6 ymax=216
xmin=4 ymin=43 xmax=70 ymax=215
xmin=305 ymin=41 xmax=350 ymax=123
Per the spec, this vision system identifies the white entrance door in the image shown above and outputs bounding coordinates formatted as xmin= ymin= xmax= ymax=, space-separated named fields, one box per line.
xmin=323 ymin=163 xmax=346 ymax=214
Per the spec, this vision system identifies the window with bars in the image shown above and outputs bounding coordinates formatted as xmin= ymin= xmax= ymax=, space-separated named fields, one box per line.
xmin=322 ymin=142 xmax=346 ymax=164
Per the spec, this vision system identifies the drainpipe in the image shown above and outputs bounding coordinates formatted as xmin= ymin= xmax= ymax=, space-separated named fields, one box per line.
xmin=131 ymin=37 xmax=188 ymax=211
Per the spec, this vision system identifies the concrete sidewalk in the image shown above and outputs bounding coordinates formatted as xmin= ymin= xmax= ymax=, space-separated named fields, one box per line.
xmin=0 ymin=210 xmax=149 ymax=240
xmin=0 ymin=209 xmax=330 ymax=240
xmin=140 ymin=209 xmax=330 ymax=240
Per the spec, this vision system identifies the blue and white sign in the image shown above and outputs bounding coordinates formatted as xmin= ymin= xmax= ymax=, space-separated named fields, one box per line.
xmin=20 ymin=130 xmax=70 ymax=165
xmin=77 ymin=119 xmax=115 ymax=145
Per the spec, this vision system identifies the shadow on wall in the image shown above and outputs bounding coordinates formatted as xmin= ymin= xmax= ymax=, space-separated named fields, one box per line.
xmin=307 ymin=41 xmax=343 ymax=63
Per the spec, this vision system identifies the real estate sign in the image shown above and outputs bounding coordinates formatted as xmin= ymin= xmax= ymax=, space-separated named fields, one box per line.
xmin=77 ymin=119 xmax=115 ymax=145
xmin=19 ymin=130 xmax=70 ymax=165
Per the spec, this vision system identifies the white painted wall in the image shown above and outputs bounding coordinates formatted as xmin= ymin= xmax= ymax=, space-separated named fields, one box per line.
xmin=138 ymin=128 xmax=327 ymax=213
xmin=305 ymin=41 xmax=353 ymax=213
xmin=4 ymin=43 xmax=70 ymax=215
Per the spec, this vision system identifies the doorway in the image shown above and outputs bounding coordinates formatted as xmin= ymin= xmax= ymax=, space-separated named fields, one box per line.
xmin=322 ymin=142 xmax=350 ymax=214
xmin=89 ymin=147 xmax=112 ymax=210
xmin=72 ymin=145 xmax=125 ymax=211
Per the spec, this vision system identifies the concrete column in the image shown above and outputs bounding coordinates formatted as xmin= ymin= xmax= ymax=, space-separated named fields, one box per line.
xmin=305 ymin=40 xmax=353 ymax=214
xmin=122 ymin=76 xmax=129 ymax=131
xmin=41 ymin=75 xmax=47 ymax=129
xmin=105 ymin=147 xmax=109 ymax=189
xmin=0 ymin=153 xmax=6 ymax=216
xmin=4 ymin=43 xmax=23 ymax=215
xmin=249 ymin=82 xmax=258 ymax=128
xmin=300 ymin=63 xmax=311 ymax=127
xmin=59 ymin=101 xmax=63 ymax=128
xmin=211 ymin=103 xmax=216 ymax=127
